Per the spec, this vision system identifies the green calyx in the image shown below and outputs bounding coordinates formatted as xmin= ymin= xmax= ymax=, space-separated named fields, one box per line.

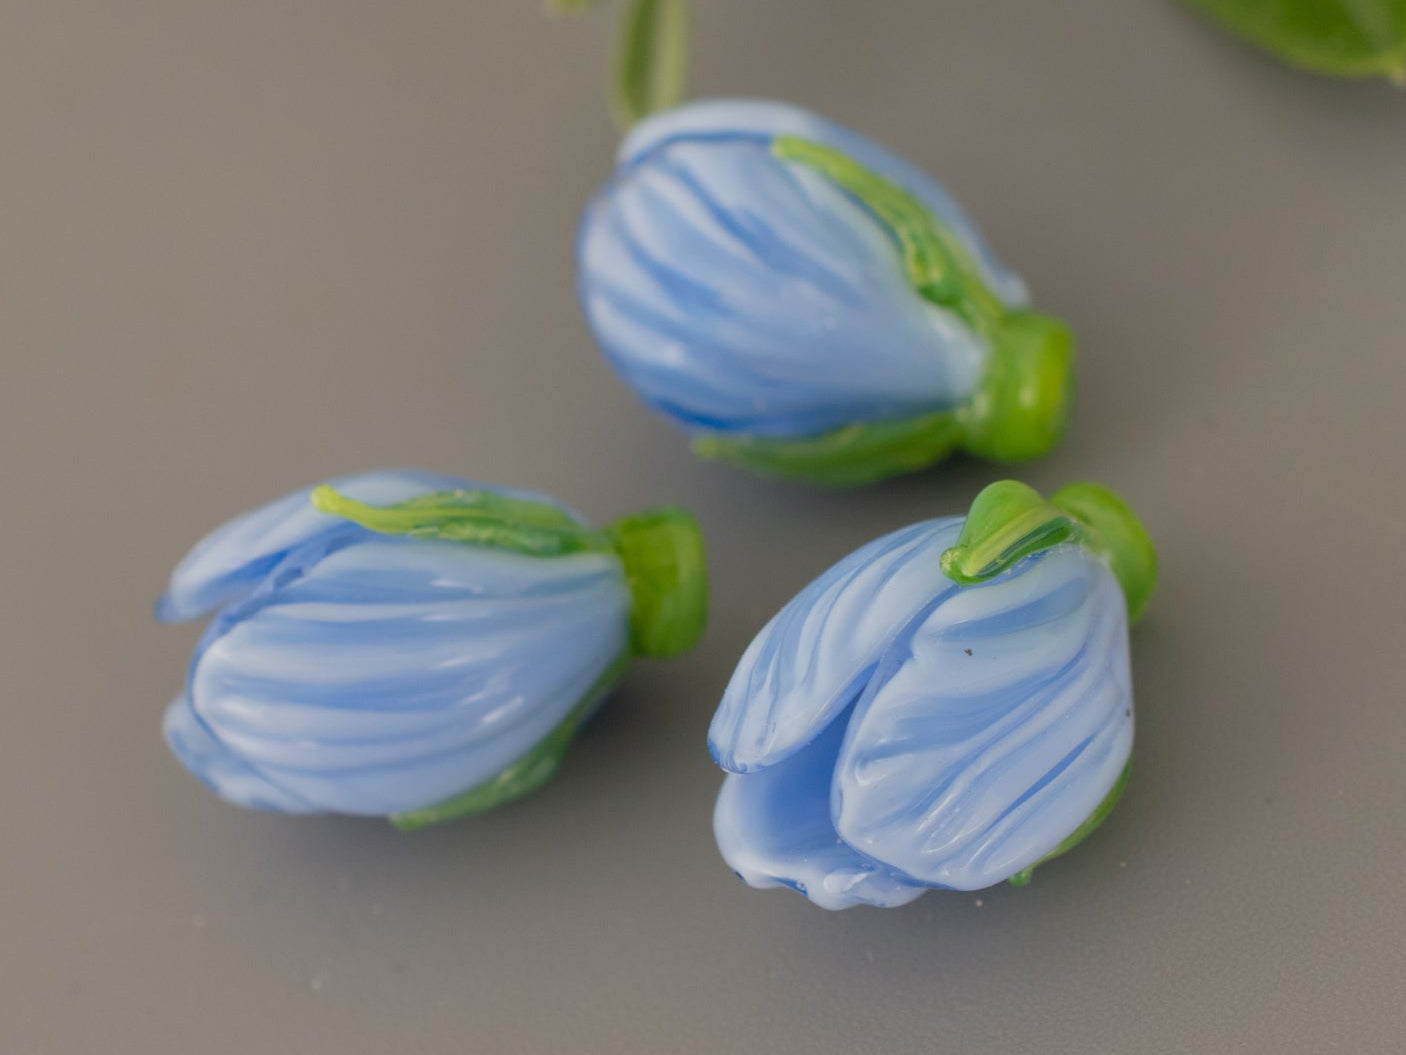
xmin=688 ymin=139 xmax=1073 ymax=486
xmin=1049 ymin=483 xmax=1158 ymax=624
xmin=939 ymin=480 xmax=1157 ymax=623
xmin=1007 ymin=761 xmax=1131 ymax=886
xmin=311 ymin=486 xmax=706 ymax=657
xmin=956 ymin=311 xmax=1073 ymax=464
xmin=604 ymin=505 xmax=707 ymax=658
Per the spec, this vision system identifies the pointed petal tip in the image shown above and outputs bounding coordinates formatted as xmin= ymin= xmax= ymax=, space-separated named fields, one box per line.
xmin=153 ymin=593 xmax=184 ymax=624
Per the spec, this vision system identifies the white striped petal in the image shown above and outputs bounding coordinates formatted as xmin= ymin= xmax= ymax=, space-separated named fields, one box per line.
xmin=708 ymin=518 xmax=963 ymax=773
xmin=833 ymin=545 xmax=1133 ymax=890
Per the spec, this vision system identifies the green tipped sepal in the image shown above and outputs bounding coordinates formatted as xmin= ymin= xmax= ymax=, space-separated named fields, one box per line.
xmin=606 ymin=506 xmax=707 ymax=658
xmin=939 ymin=481 xmax=1079 ymax=584
xmin=941 ymin=480 xmax=1157 ymax=623
xmin=309 ymin=485 xmax=611 ymax=557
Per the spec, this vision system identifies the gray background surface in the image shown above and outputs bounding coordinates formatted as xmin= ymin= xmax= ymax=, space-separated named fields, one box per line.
xmin=4 ymin=2 xmax=1405 ymax=1052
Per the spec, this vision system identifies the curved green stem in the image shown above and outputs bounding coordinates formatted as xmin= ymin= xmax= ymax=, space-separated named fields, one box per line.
xmin=611 ymin=0 xmax=690 ymax=130
xmin=313 ymin=487 xmax=708 ymax=657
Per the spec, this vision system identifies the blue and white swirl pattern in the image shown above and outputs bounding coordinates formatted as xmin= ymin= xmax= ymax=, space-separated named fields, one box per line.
xmin=710 ymin=524 xmax=1133 ymax=907
xmin=159 ymin=471 xmax=631 ymax=817
xmin=577 ymin=99 xmax=1029 ymax=438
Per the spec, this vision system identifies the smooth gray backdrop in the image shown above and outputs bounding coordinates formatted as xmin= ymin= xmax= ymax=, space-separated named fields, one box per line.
xmin=4 ymin=2 xmax=1404 ymax=1052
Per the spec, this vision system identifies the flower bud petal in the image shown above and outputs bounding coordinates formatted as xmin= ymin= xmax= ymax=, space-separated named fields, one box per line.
xmin=185 ymin=535 xmax=630 ymax=816
xmin=708 ymin=517 xmax=962 ymax=773
xmin=157 ymin=470 xmax=574 ymax=623
xmin=833 ymin=546 xmax=1133 ymax=891
xmin=579 ymin=99 xmax=1071 ymax=483
xmin=618 ymin=99 xmax=1027 ymax=305
xmin=162 ymin=694 xmax=318 ymax=814
xmin=713 ymin=712 xmax=925 ymax=910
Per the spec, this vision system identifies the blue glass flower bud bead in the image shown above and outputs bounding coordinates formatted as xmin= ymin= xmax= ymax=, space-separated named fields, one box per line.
xmin=157 ymin=470 xmax=706 ymax=828
xmin=709 ymin=480 xmax=1156 ymax=908
xmin=577 ymin=99 xmax=1074 ymax=485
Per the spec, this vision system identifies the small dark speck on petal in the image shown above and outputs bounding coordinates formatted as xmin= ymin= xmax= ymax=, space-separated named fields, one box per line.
xmin=964 ymin=648 xmax=973 ymax=656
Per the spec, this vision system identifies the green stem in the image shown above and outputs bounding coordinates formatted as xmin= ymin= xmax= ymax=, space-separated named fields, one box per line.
xmin=611 ymin=0 xmax=690 ymax=130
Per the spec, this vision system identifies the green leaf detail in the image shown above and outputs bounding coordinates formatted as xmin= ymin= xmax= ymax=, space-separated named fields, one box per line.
xmin=309 ymin=486 xmax=612 ymax=558
xmin=389 ymin=653 xmax=631 ymax=830
xmin=1181 ymin=0 xmax=1406 ymax=80
xmin=611 ymin=0 xmax=690 ymax=130
xmin=772 ymin=135 xmax=1005 ymax=336
xmin=1007 ymin=761 xmax=1131 ymax=886
xmin=939 ymin=481 xmax=1080 ymax=585
xmin=940 ymin=480 xmax=1158 ymax=624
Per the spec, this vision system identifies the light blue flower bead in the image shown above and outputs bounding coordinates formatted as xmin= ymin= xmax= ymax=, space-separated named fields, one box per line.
xmin=158 ymin=470 xmax=706 ymax=827
xmin=709 ymin=481 xmax=1156 ymax=908
xmin=577 ymin=99 xmax=1075 ymax=485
